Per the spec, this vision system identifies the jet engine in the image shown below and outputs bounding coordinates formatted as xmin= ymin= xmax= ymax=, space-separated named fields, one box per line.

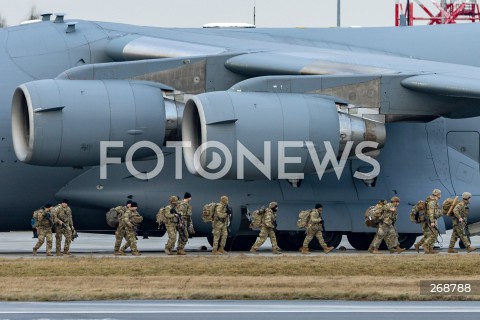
xmin=11 ymin=79 xmax=178 ymax=166
xmin=182 ymin=91 xmax=386 ymax=179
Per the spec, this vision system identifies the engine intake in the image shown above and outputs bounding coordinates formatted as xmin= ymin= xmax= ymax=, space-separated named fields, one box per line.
xmin=182 ymin=91 xmax=385 ymax=179
xmin=12 ymin=79 xmax=170 ymax=166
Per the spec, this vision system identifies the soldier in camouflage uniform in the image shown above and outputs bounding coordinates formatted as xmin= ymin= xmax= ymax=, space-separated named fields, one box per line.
xmin=212 ymin=195 xmax=231 ymax=255
xmin=423 ymin=189 xmax=442 ymax=254
xmin=113 ymin=200 xmax=131 ymax=254
xmin=448 ymin=192 xmax=477 ymax=253
xmin=412 ymin=201 xmax=428 ymax=253
xmin=300 ymin=204 xmax=334 ymax=254
xmin=164 ymin=196 xmax=179 ymax=255
xmin=250 ymin=201 xmax=282 ymax=254
xmin=32 ymin=203 xmax=56 ymax=256
xmin=52 ymin=199 xmax=75 ymax=256
xmin=114 ymin=202 xmax=142 ymax=256
xmin=370 ymin=197 xmax=406 ymax=254
xmin=175 ymin=192 xmax=195 ymax=255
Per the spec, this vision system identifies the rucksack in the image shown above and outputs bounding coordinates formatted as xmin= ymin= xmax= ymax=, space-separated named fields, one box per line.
xmin=106 ymin=207 xmax=120 ymax=229
xmin=249 ymin=207 xmax=266 ymax=229
xmin=156 ymin=206 xmax=169 ymax=226
xmin=297 ymin=210 xmax=311 ymax=229
xmin=202 ymin=202 xmax=217 ymax=222
xmin=364 ymin=201 xmax=385 ymax=228
xmin=409 ymin=200 xmax=426 ymax=224
xmin=442 ymin=196 xmax=458 ymax=216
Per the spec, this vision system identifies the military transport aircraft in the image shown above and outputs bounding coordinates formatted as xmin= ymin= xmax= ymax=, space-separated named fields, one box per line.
xmin=2 ymin=13 xmax=480 ymax=250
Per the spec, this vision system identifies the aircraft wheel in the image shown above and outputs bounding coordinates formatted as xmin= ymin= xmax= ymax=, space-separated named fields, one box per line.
xmin=459 ymin=236 xmax=471 ymax=249
xmin=398 ymin=233 xmax=417 ymax=249
xmin=277 ymin=232 xmax=304 ymax=251
xmin=323 ymin=231 xmax=342 ymax=248
xmin=207 ymin=235 xmax=257 ymax=251
xmin=347 ymin=232 xmax=388 ymax=250
xmin=347 ymin=233 xmax=374 ymax=250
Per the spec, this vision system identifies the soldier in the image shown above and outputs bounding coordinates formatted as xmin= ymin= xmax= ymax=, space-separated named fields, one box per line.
xmin=370 ymin=197 xmax=406 ymax=254
xmin=114 ymin=201 xmax=142 ymax=256
xmin=412 ymin=202 xmax=428 ymax=253
xmin=113 ymin=200 xmax=131 ymax=255
xmin=164 ymin=196 xmax=179 ymax=255
xmin=423 ymin=189 xmax=442 ymax=254
xmin=52 ymin=199 xmax=75 ymax=256
xmin=32 ymin=203 xmax=55 ymax=256
xmin=250 ymin=201 xmax=282 ymax=254
xmin=300 ymin=204 xmax=334 ymax=254
xmin=175 ymin=192 xmax=195 ymax=255
xmin=448 ymin=192 xmax=477 ymax=253
xmin=212 ymin=195 xmax=231 ymax=255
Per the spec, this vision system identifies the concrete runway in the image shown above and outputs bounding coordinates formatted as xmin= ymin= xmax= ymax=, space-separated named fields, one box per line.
xmin=0 ymin=300 xmax=479 ymax=320
xmin=0 ymin=230 xmax=477 ymax=257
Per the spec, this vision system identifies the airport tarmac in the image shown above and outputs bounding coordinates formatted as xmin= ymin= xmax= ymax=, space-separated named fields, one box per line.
xmin=0 ymin=300 xmax=480 ymax=320
xmin=0 ymin=230 xmax=477 ymax=257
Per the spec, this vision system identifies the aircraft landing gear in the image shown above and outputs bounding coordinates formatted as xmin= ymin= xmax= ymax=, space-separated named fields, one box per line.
xmin=347 ymin=232 xmax=417 ymax=250
xmin=207 ymin=235 xmax=257 ymax=251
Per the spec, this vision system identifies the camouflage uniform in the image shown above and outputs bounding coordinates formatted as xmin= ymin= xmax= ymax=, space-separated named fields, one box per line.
xmin=32 ymin=207 xmax=56 ymax=256
xmin=449 ymin=193 xmax=476 ymax=253
xmin=424 ymin=192 xmax=442 ymax=253
xmin=114 ymin=205 xmax=141 ymax=255
xmin=371 ymin=197 xmax=405 ymax=254
xmin=251 ymin=202 xmax=281 ymax=254
xmin=175 ymin=200 xmax=192 ymax=255
xmin=52 ymin=204 xmax=74 ymax=255
xmin=164 ymin=197 xmax=179 ymax=255
xmin=412 ymin=201 xmax=428 ymax=253
xmin=212 ymin=196 xmax=230 ymax=254
xmin=301 ymin=208 xmax=334 ymax=254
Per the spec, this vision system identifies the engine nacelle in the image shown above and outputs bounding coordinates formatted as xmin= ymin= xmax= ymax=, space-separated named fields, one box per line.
xmin=182 ymin=91 xmax=385 ymax=179
xmin=12 ymin=79 xmax=169 ymax=166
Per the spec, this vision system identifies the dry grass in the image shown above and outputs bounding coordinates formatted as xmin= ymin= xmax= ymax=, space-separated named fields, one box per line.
xmin=0 ymin=255 xmax=479 ymax=301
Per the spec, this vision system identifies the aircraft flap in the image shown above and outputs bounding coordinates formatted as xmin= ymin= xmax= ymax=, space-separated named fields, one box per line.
xmin=401 ymin=74 xmax=480 ymax=99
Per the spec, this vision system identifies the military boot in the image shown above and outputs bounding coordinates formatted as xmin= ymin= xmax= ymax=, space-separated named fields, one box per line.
xmin=448 ymin=248 xmax=458 ymax=253
xmin=249 ymin=248 xmax=258 ymax=254
xmin=164 ymin=247 xmax=172 ymax=255
xmin=212 ymin=249 xmax=221 ymax=255
xmin=367 ymin=246 xmax=374 ymax=253
xmin=414 ymin=243 xmax=420 ymax=253
xmin=426 ymin=248 xmax=439 ymax=254
xmin=467 ymin=246 xmax=477 ymax=253
xmin=132 ymin=251 xmax=142 ymax=256
xmin=114 ymin=250 xmax=126 ymax=256
xmin=218 ymin=248 xmax=227 ymax=254
xmin=372 ymin=248 xmax=382 ymax=254
xmin=395 ymin=246 xmax=406 ymax=254
xmin=301 ymin=247 xmax=310 ymax=254
xmin=324 ymin=246 xmax=334 ymax=254
xmin=389 ymin=248 xmax=395 ymax=254
xmin=56 ymin=250 xmax=63 ymax=256
xmin=46 ymin=252 xmax=53 ymax=256
xmin=32 ymin=248 xmax=37 ymax=256
xmin=272 ymin=248 xmax=282 ymax=255
xmin=177 ymin=249 xmax=186 ymax=255
xmin=63 ymin=251 xmax=72 ymax=256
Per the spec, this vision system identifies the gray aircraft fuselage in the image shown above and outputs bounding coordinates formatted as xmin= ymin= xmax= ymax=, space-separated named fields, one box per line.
xmin=1 ymin=19 xmax=479 ymax=250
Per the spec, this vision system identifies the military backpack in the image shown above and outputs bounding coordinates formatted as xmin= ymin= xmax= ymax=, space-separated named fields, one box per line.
xmin=156 ymin=206 xmax=169 ymax=227
xmin=364 ymin=201 xmax=385 ymax=228
xmin=106 ymin=208 xmax=120 ymax=229
xmin=249 ymin=207 xmax=266 ymax=229
xmin=442 ymin=197 xmax=458 ymax=216
xmin=297 ymin=210 xmax=311 ymax=229
xmin=202 ymin=202 xmax=217 ymax=222
xmin=409 ymin=200 xmax=426 ymax=224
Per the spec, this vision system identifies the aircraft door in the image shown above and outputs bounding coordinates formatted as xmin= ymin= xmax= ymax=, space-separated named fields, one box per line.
xmin=447 ymin=131 xmax=480 ymax=195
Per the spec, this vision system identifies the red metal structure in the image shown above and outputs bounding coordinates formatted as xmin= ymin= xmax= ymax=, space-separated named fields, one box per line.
xmin=395 ymin=0 xmax=480 ymax=26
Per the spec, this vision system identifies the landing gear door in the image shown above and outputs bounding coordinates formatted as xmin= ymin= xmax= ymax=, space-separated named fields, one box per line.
xmin=447 ymin=131 xmax=480 ymax=195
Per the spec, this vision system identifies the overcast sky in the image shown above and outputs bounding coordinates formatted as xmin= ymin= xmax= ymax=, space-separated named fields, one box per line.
xmin=0 ymin=0 xmax=445 ymax=28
